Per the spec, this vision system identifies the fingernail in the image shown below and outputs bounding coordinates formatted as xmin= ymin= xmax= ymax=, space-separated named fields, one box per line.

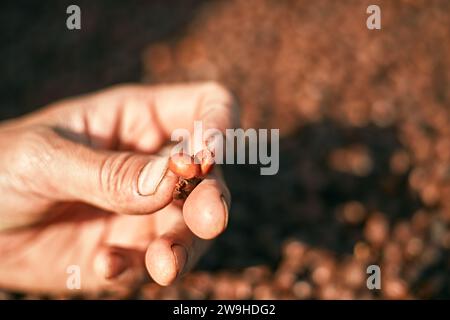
xmin=138 ymin=157 xmax=169 ymax=196
xmin=221 ymin=195 xmax=229 ymax=230
xmin=171 ymin=244 xmax=188 ymax=277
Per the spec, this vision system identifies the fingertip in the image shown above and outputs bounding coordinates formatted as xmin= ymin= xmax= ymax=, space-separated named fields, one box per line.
xmin=146 ymin=240 xmax=186 ymax=286
xmin=184 ymin=181 xmax=229 ymax=240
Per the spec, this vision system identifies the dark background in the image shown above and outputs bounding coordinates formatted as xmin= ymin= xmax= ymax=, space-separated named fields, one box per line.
xmin=1 ymin=0 xmax=449 ymax=299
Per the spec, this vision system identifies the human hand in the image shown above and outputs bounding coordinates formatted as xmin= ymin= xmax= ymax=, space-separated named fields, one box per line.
xmin=0 ymin=82 xmax=235 ymax=296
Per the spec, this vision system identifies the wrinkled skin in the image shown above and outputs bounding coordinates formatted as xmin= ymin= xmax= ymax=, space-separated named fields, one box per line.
xmin=0 ymin=82 xmax=235 ymax=296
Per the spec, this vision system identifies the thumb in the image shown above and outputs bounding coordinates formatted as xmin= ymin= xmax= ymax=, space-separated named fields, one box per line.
xmin=36 ymin=128 xmax=178 ymax=214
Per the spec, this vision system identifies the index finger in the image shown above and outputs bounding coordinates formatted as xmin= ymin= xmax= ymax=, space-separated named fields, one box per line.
xmin=151 ymin=82 xmax=239 ymax=139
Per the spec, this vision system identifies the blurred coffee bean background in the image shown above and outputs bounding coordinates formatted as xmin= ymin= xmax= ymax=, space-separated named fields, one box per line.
xmin=1 ymin=0 xmax=449 ymax=299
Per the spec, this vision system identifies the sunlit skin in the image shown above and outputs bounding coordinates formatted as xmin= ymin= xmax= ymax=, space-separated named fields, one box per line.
xmin=0 ymin=82 xmax=236 ymax=296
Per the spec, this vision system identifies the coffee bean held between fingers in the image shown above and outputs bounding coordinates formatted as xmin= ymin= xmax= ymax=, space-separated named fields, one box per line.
xmin=168 ymin=153 xmax=200 ymax=179
xmin=168 ymin=150 xmax=216 ymax=200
